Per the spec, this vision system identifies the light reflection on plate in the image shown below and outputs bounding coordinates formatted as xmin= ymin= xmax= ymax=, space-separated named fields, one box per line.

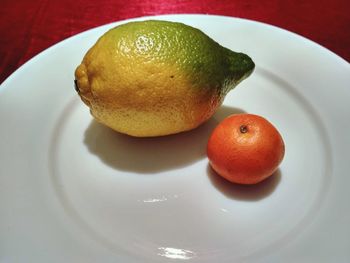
xmin=158 ymin=247 xmax=197 ymax=260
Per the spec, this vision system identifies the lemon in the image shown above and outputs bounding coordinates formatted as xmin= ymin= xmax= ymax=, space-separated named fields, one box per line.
xmin=75 ymin=20 xmax=254 ymax=137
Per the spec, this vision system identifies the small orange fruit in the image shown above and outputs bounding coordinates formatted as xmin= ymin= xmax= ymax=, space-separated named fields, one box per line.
xmin=207 ymin=114 xmax=285 ymax=184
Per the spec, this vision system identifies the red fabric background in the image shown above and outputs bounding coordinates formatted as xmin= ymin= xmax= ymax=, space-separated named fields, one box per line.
xmin=0 ymin=0 xmax=349 ymax=84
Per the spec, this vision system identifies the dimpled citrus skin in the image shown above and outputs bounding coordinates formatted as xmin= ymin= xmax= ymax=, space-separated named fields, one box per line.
xmin=207 ymin=114 xmax=285 ymax=184
xmin=75 ymin=20 xmax=255 ymax=137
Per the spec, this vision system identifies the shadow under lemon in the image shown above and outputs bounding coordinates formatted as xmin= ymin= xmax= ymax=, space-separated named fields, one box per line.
xmin=84 ymin=105 xmax=245 ymax=174
xmin=207 ymin=164 xmax=282 ymax=201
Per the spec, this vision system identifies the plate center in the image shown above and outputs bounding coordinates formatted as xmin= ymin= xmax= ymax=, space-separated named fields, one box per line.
xmin=49 ymin=67 xmax=332 ymax=261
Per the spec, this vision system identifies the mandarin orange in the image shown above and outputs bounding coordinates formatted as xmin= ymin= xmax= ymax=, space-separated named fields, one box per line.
xmin=207 ymin=114 xmax=285 ymax=184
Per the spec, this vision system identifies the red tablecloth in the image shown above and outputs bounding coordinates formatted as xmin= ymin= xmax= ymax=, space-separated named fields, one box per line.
xmin=1 ymin=0 xmax=349 ymax=84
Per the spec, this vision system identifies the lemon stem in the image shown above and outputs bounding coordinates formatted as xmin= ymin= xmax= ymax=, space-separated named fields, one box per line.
xmin=74 ymin=79 xmax=79 ymax=93
xmin=240 ymin=125 xmax=248 ymax=133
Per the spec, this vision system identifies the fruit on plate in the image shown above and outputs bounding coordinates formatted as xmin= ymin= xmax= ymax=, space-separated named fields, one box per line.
xmin=74 ymin=20 xmax=255 ymax=137
xmin=207 ymin=114 xmax=285 ymax=184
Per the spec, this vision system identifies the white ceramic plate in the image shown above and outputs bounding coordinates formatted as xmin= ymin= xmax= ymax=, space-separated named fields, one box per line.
xmin=1 ymin=14 xmax=349 ymax=262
